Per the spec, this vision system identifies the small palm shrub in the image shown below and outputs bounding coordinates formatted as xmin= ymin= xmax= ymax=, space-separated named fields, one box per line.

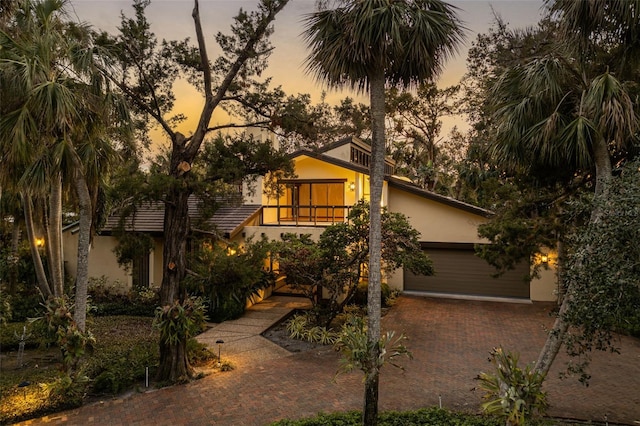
xmin=476 ymin=347 xmax=548 ymax=426
xmin=333 ymin=314 xmax=412 ymax=380
xmin=285 ymin=312 xmax=338 ymax=344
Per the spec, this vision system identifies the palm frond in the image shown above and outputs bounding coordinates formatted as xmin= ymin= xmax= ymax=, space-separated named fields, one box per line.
xmin=302 ymin=0 xmax=464 ymax=92
xmin=558 ymin=115 xmax=597 ymax=169
xmin=584 ymin=71 xmax=638 ymax=148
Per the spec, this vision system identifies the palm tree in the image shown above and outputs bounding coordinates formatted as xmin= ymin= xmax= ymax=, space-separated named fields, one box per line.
xmin=487 ymin=0 xmax=640 ymax=377
xmin=0 ymin=0 xmax=127 ymax=330
xmin=303 ymin=1 xmax=463 ymax=423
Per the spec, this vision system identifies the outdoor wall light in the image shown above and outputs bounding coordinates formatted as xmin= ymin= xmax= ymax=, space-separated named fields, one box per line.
xmin=540 ymin=254 xmax=549 ymax=264
xmin=349 ymin=182 xmax=356 ymax=192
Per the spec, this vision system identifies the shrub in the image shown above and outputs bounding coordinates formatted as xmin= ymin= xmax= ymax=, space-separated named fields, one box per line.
xmin=618 ymin=304 xmax=640 ymax=338
xmin=154 ymin=297 xmax=207 ymax=346
xmin=85 ymin=316 xmax=158 ymax=396
xmin=187 ymin=338 xmax=216 ymax=365
xmin=185 ymin=237 xmax=275 ymax=323
xmin=4 ymin=286 xmax=42 ymax=322
xmin=44 ymin=372 xmax=89 ymax=409
xmin=0 ymin=293 xmax=11 ymax=324
xmin=0 ymin=316 xmax=159 ymax=423
xmin=0 ymin=320 xmax=49 ymax=351
xmin=353 ymin=282 xmax=398 ymax=308
xmin=41 ymin=297 xmax=95 ymax=376
xmin=476 ymin=347 xmax=548 ymax=426
xmin=269 ymin=407 xmax=505 ymax=426
xmin=88 ymin=277 xmax=158 ymax=317
xmin=285 ymin=312 xmax=338 ymax=345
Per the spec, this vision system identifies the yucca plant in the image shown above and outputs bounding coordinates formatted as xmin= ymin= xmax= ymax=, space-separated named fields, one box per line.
xmin=333 ymin=314 xmax=412 ymax=380
xmin=477 ymin=347 xmax=548 ymax=426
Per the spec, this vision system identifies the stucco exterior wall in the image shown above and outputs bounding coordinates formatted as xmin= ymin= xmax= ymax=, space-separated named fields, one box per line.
xmin=387 ymin=187 xmax=488 ymax=244
xmin=530 ymin=250 xmax=558 ymax=302
xmin=384 ymin=188 xmax=557 ymax=302
xmin=277 ymin=156 xmax=388 ymax=207
xmin=63 ymin=231 xmax=164 ymax=293
xmin=324 ymin=144 xmax=351 ymax=162
xmin=63 ymin=232 xmax=130 ymax=293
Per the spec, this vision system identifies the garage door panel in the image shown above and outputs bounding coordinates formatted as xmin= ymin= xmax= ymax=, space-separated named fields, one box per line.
xmin=405 ymin=248 xmax=530 ymax=299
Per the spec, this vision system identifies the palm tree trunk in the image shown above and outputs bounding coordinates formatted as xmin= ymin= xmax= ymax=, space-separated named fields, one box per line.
xmin=590 ymin=136 xmax=612 ymax=221
xmin=364 ymin=69 xmax=386 ymax=426
xmin=534 ymin=137 xmax=612 ymax=377
xmin=72 ymin=162 xmax=92 ymax=332
xmin=22 ymin=193 xmax=52 ymax=298
xmin=9 ymin=217 xmax=22 ymax=294
xmin=47 ymin=174 xmax=65 ymax=297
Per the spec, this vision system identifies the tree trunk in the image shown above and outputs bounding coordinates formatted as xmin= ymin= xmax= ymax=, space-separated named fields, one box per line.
xmin=8 ymin=218 xmax=22 ymax=294
xmin=72 ymin=163 xmax=92 ymax=332
xmin=22 ymin=193 xmax=52 ymax=298
xmin=364 ymin=69 xmax=386 ymax=426
xmin=151 ymin=0 xmax=289 ymax=384
xmin=157 ymin=137 xmax=195 ymax=382
xmin=533 ymin=137 xmax=612 ymax=377
xmin=47 ymin=174 xmax=64 ymax=297
xmin=156 ymin=332 xmax=192 ymax=383
xmin=590 ymin=136 xmax=612 ymax=221
xmin=364 ymin=370 xmax=380 ymax=425
xmin=533 ymin=291 xmax=572 ymax=377
xmin=555 ymin=239 xmax=565 ymax=305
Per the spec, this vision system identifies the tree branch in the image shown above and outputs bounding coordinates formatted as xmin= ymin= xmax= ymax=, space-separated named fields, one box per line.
xmin=97 ymin=63 xmax=176 ymax=140
xmin=185 ymin=0 xmax=290 ymax=159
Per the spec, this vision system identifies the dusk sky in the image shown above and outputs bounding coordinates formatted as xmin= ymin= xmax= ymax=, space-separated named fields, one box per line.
xmin=67 ymin=0 xmax=546 ymax=146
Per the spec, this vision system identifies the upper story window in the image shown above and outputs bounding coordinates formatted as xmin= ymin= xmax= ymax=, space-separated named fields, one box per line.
xmin=279 ymin=179 xmax=346 ymax=222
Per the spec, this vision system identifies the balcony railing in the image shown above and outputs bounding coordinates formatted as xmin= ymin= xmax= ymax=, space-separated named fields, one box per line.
xmin=261 ymin=205 xmax=353 ymax=226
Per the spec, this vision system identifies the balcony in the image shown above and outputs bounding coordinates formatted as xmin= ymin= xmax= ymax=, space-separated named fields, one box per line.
xmin=261 ymin=204 xmax=353 ymax=226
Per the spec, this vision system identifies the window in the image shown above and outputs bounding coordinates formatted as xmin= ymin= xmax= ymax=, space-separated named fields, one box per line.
xmin=280 ymin=180 xmax=346 ymax=222
xmin=132 ymin=253 xmax=150 ymax=289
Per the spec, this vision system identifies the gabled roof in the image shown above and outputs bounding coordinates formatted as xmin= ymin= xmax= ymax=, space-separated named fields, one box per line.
xmin=316 ymin=136 xmax=366 ymax=154
xmin=291 ymin=148 xmax=370 ymax=174
xmin=387 ymin=177 xmax=492 ymax=218
xmin=97 ymin=199 xmax=261 ymax=240
xmin=290 ymin=140 xmax=492 ymax=218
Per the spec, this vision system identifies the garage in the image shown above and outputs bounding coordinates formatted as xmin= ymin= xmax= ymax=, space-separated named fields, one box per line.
xmin=404 ymin=243 xmax=530 ymax=299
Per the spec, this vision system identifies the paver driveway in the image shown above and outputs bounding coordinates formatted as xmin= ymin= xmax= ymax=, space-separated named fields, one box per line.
xmin=17 ymin=296 xmax=640 ymax=425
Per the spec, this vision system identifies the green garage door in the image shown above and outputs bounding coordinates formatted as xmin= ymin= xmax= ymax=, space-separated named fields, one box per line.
xmin=405 ymin=246 xmax=530 ymax=299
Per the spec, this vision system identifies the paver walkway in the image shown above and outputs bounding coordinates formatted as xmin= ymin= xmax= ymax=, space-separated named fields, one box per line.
xmin=16 ymin=296 xmax=640 ymax=425
xmin=195 ymin=296 xmax=312 ymax=369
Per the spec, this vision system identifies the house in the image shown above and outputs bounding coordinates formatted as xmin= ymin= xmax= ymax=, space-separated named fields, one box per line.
xmin=63 ymin=136 xmax=557 ymax=301
xmin=62 ymin=199 xmax=262 ymax=293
